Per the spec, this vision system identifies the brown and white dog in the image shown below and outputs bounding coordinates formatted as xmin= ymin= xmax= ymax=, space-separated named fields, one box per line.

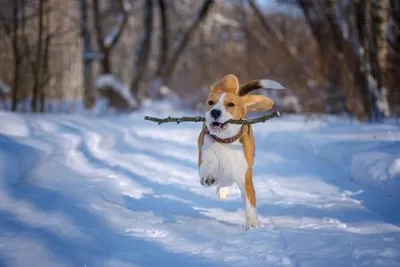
xmin=197 ymin=74 xmax=284 ymax=230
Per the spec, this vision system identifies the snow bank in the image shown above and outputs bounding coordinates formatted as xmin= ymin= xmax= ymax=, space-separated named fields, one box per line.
xmin=351 ymin=151 xmax=400 ymax=197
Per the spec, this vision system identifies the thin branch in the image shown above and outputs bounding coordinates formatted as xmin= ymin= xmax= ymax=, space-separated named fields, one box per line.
xmin=248 ymin=0 xmax=311 ymax=80
xmin=144 ymin=111 xmax=280 ymax=125
xmin=163 ymin=0 xmax=215 ymax=81
xmin=104 ymin=0 xmax=130 ymax=49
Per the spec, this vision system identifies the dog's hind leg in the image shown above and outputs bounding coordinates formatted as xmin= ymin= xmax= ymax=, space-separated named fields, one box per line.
xmin=237 ymin=168 xmax=261 ymax=230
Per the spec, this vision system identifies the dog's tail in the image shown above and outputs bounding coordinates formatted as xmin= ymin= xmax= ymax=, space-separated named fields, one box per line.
xmin=238 ymin=79 xmax=285 ymax=96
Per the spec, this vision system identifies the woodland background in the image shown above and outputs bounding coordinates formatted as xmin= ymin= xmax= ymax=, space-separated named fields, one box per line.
xmin=0 ymin=0 xmax=399 ymax=121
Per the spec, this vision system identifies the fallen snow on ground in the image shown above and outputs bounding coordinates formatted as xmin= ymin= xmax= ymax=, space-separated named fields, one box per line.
xmin=0 ymin=105 xmax=399 ymax=267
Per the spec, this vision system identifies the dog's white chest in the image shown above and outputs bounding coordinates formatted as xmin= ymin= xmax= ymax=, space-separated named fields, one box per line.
xmin=202 ymin=136 xmax=248 ymax=186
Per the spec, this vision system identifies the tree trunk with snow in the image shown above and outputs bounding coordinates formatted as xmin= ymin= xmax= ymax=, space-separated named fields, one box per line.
xmin=371 ymin=0 xmax=390 ymax=119
xmin=390 ymin=0 xmax=400 ymax=115
xmin=93 ymin=0 xmax=130 ymax=74
xmin=325 ymin=0 xmax=371 ymax=120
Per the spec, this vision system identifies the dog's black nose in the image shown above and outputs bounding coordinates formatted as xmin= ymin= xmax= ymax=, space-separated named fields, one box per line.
xmin=210 ymin=109 xmax=221 ymax=119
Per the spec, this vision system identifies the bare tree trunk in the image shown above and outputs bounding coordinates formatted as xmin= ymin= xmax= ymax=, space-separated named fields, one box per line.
xmin=130 ymin=0 xmax=154 ymax=97
xmin=296 ymin=0 xmax=329 ymax=86
xmin=325 ymin=0 xmax=370 ymax=120
xmin=31 ymin=0 xmax=44 ymax=113
xmin=148 ymin=0 xmax=214 ymax=98
xmin=162 ymin=0 xmax=215 ymax=84
xmin=155 ymin=0 xmax=168 ymax=77
xmin=11 ymin=0 xmax=20 ymax=111
xmin=79 ymin=0 xmax=94 ymax=108
xmin=248 ymin=0 xmax=310 ymax=84
xmin=390 ymin=0 xmax=400 ymax=116
xmin=371 ymin=0 xmax=390 ymax=119
xmin=40 ymin=4 xmax=51 ymax=113
xmin=93 ymin=0 xmax=130 ymax=74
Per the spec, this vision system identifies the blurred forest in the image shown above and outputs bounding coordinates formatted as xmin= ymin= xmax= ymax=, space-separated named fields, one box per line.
xmin=0 ymin=0 xmax=399 ymax=121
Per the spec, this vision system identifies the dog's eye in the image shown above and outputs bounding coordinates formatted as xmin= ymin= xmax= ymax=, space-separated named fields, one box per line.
xmin=227 ymin=102 xmax=235 ymax=107
xmin=208 ymin=100 xmax=215 ymax=105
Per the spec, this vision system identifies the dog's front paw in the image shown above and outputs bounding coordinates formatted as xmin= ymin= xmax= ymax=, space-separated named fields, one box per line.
xmin=200 ymin=175 xmax=218 ymax=187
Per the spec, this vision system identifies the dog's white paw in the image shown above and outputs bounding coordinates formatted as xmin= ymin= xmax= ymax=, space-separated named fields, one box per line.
xmin=200 ymin=175 xmax=218 ymax=187
xmin=244 ymin=217 xmax=262 ymax=231
xmin=217 ymin=186 xmax=230 ymax=200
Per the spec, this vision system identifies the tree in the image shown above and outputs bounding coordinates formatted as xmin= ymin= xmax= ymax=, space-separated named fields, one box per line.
xmin=148 ymin=0 xmax=215 ymax=98
xmin=130 ymin=0 xmax=154 ymax=98
xmin=79 ymin=0 xmax=95 ymax=108
xmin=11 ymin=0 xmax=21 ymax=111
xmin=92 ymin=0 xmax=130 ymax=74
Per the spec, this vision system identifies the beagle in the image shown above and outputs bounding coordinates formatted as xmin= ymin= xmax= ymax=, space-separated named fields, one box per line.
xmin=197 ymin=74 xmax=283 ymax=230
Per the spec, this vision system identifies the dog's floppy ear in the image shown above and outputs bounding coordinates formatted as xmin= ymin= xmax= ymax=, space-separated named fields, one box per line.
xmin=241 ymin=94 xmax=274 ymax=111
xmin=211 ymin=74 xmax=239 ymax=94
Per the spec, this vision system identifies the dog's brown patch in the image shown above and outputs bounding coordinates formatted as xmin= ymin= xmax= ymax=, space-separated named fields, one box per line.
xmin=241 ymin=94 xmax=274 ymax=111
xmin=240 ymin=126 xmax=256 ymax=207
xmin=197 ymin=126 xmax=206 ymax=167
xmin=211 ymin=74 xmax=239 ymax=94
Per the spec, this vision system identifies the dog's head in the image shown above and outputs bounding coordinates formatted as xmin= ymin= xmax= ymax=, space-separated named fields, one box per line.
xmin=204 ymin=74 xmax=275 ymax=139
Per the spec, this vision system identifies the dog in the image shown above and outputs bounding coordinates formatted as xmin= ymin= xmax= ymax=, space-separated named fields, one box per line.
xmin=197 ymin=74 xmax=283 ymax=230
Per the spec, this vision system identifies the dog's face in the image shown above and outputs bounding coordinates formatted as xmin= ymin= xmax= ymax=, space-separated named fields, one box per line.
xmin=205 ymin=74 xmax=274 ymax=138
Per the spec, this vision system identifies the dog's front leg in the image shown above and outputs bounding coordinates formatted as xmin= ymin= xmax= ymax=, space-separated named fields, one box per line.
xmin=198 ymin=149 xmax=219 ymax=187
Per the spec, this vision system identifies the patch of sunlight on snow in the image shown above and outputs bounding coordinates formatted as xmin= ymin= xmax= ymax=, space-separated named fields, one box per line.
xmin=0 ymin=112 xmax=30 ymax=137
xmin=254 ymin=175 xmax=362 ymax=208
xmin=351 ymin=152 xmax=400 ymax=197
xmin=91 ymin=201 xmax=290 ymax=267
xmin=134 ymin=128 xmax=199 ymax=146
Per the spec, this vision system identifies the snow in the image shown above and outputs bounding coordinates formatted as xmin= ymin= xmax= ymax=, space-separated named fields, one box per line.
xmin=95 ymin=74 xmax=137 ymax=109
xmin=0 ymin=80 xmax=10 ymax=94
xmin=0 ymin=104 xmax=399 ymax=267
xmin=104 ymin=14 xmax=125 ymax=48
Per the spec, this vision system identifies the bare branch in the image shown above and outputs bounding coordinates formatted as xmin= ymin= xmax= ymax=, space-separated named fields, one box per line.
xmin=104 ymin=0 xmax=130 ymax=49
xmin=163 ymin=0 xmax=215 ymax=81
xmin=144 ymin=111 xmax=280 ymax=125
xmin=248 ymin=0 xmax=311 ymax=81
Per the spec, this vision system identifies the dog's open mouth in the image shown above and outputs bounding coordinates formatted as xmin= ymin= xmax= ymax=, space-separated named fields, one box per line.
xmin=209 ymin=121 xmax=227 ymax=131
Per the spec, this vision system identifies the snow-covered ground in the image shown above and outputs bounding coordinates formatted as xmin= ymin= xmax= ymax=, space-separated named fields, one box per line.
xmin=0 ymin=102 xmax=399 ymax=267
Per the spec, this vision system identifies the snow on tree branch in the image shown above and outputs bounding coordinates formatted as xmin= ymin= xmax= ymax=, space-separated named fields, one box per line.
xmin=96 ymin=74 xmax=137 ymax=108
xmin=0 ymin=80 xmax=10 ymax=94
xmin=103 ymin=0 xmax=131 ymax=49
